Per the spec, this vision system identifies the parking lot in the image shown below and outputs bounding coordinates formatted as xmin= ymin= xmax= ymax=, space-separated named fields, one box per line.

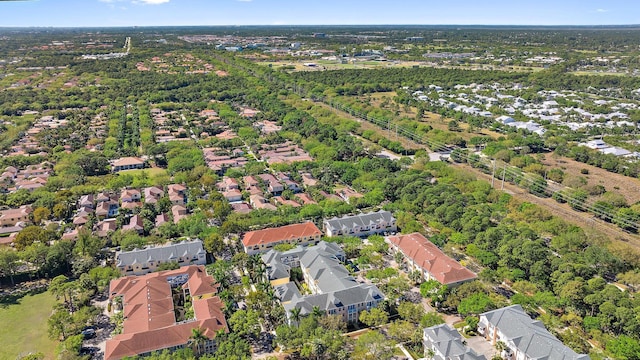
xmin=465 ymin=335 xmax=498 ymax=359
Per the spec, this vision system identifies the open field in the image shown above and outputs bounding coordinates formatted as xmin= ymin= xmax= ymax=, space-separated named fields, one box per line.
xmin=363 ymin=91 xmax=504 ymax=141
xmin=571 ymin=71 xmax=630 ymax=77
xmin=0 ymin=290 xmax=57 ymax=359
xmin=118 ymin=167 xmax=167 ymax=178
xmin=541 ymin=153 xmax=640 ymax=204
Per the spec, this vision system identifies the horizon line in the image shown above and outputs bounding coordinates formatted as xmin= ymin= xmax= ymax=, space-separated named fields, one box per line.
xmin=2 ymin=23 xmax=640 ymax=29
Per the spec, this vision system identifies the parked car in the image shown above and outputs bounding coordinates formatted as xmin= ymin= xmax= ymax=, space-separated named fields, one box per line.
xmin=81 ymin=328 xmax=96 ymax=339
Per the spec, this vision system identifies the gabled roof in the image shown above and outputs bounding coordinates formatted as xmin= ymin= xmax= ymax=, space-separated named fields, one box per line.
xmin=300 ymin=247 xmax=355 ymax=293
xmin=424 ymin=324 xmax=486 ymax=360
xmin=113 ymin=157 xmax=145 ymax=167
xmin=242 ymin=222 xmax=322 ymax=247
xmin=480 ymin=305 xmax=590 ymax=360
xmin=389 ymin=233 xmax=476 ymax=285
xmin=266 ymin=241 xmax=380 ymax=316
xmin=0 ymin=205 xmax=32 ymax=219
xmin=323 ymin=210 xmax=394 ymax=233
xmin=116 ymin=240 xmax=205 ymax=267
xmin=122 ymin=215 xmax=144 ymax=232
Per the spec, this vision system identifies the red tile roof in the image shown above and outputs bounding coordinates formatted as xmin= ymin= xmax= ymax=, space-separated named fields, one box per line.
xmin=105 ymin=266 xmax=227 ymax=360
xmin=389 ymin=233 xmax=477 ymax=285
xmin=242 ymin=222 xmax=322 ymax=247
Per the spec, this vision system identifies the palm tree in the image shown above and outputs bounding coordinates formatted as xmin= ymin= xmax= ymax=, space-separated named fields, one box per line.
xmin=425 ymin=348 xmax=436 ymax=360
xmin=311 ymin=338 xmax=326 ymax=360
xmin=311 ymin=306 xmax=323 ymax=318
xmin=409 ymin=270 xmax=423 ymax=285
xmin=289 ymin=307 xmax=302 ymax=327
xmin=189 ymin=327 xmax=209 ymax=356
xmin=495 ymin=340 xmax=508 ymax=358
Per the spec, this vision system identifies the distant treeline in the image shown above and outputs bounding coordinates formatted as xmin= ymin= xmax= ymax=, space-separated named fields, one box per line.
xmin=292 ymin=67 xmax=640 ymax=95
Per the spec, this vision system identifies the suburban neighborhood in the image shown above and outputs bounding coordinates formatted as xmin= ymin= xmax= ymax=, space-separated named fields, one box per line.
xmin=1 ymin=15 xmax=640 ymax=360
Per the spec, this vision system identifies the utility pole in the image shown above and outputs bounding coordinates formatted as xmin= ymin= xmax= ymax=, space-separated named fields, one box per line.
xmin=501 ymin=166 xmax=506 ymax=191
xmin=491 ymin=160 xmax=496 ymax=188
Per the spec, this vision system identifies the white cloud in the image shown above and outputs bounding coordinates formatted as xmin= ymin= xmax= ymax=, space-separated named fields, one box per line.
xmin=595 ymin=8 xmax=608 ymax=13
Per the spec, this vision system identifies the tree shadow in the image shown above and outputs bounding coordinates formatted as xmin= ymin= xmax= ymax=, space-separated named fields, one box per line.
xmin=0 ymin=287 xmax=47 ymax=308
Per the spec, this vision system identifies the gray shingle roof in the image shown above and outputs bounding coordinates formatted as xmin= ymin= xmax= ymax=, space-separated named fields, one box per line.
xmin=480 ymin=305 xmax=590 ymax=360
xmin=423 ymin=324 xmax=486 ymax=360
xmin=284 ymin=284 xmax=383 ymax=316
xmin=265 ymin=241 xmax=383 ymax=317
xmin=274 ymin=282 xmax=301 ymax=303
xmin=116 ymin=240 xmax=205 ymax=267
xmin=323 ymin=210 xmax=395 ymax=234
xmin=300 ymin=248 xmax=355 ymax=293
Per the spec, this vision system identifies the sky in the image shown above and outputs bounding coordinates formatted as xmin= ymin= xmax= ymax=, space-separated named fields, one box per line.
xmin=0 ymin=0 xmax=638 ymax=27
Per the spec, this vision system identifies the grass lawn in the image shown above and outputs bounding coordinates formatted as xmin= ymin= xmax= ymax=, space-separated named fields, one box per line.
xmin=118 ymin=167 xmax=167 ymax=177
xmin=0 ymin=290 xmax=58 ymax=359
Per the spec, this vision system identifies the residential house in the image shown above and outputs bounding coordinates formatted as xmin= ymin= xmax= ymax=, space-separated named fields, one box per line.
xmin=423 ymin=324 xmax=486 ymax=360
xmin=388 ymin=233 xmax=477 ymax=287
xmin=295 ymin=193 xmax=317 ymax=205
xmin=120 ymin=189 xmax=141 ymax=203
xmin=122 ymin=215 xmax=144 ymax=234
xmin=249 ymin=195 xmax=277 ymax=211
xmin=73 ymin=212 xmax=91 ymax=227
xmin=0 ymin=205 xmax=33 ymax=227
xmin=112 ymin=157 xmax=145 ymax=172
xmin=168 ymin=184 xmax=187 ymax=205
xmin=115 ymin=240 xmax=206 ymax=275
xmin=300 ymin=173 xmax=318 ymax=187
xmin=78 ymin=194 xmax=94 ymax=209
xmin=319 ymin=191 xmax=343 ymax=202
xmin=105 ymin=266 xmax=228 ymax=360
xmin=96 ymin=201 xmax=119 ymax=219
xmin=15 ymin=178 xmax=45 ymax=192
xmin=95 ymin=219 xmax=117 ymax=237
xmin=155 ymin=214 xmax=170 ymax=228
xmin=231 ymin=202 xmax=252 ymax=214
xmin=217 ymin=177 xmax=240 ymax=192
xmin=0 ymin=223 xmax=27 ymax=244
xmin=242 ymin=222 xmax=322 ymax=255
xmin=334 ymin=187 xmax=363 ymax=203
xmin=172 ymin=205 xmax=188 ymax=224
xmin=258 ymin=174 xmax=284 ymax=195
xmin=143 ymin=186 xmax=164 ymax=205
xmin=61 ymin=228 xmax=80 ymax=241
xmin=478 ymin=305 xmax=590 ymax=360
xmin=243 ymin=176 xmax=260 ymax=189
xmin=96 ymin=191 xmax=116 ymax=203
xmin=223 ymin=189 xmax=243 ymax=203
xmin=323 ymin=210 xmax=396 ymax=237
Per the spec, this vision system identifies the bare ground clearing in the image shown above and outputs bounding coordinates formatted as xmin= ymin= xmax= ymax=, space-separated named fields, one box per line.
xmin=541 ymin=153 xmax=640 ymax=204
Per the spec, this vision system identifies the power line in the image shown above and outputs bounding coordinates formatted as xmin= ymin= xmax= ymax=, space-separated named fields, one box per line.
xmin=215 ymin=54 xmax=639 ymax=232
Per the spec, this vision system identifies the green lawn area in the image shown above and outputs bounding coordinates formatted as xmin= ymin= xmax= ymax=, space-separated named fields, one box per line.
xmin=118 ymin=167 xmax=167 ymax=177
xmin=0 ymin=290 xmax=58 ymax=359
xmin=571 ymin=71 xmax=628 ymax=77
